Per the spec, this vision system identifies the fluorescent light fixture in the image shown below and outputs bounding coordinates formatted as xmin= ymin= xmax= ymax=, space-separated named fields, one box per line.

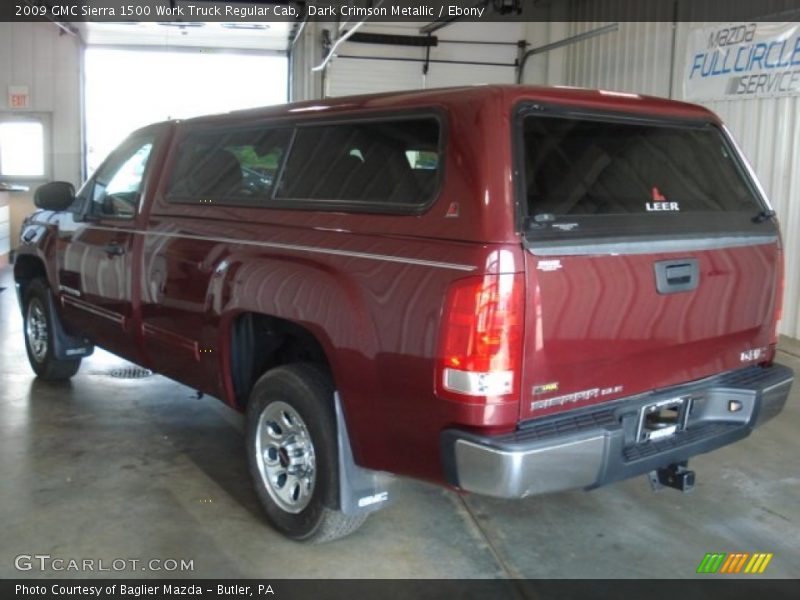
xmin=221 ymin=23 xmax=270 ymax=30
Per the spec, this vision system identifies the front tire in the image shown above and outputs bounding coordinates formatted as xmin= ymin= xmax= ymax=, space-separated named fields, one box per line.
xmin=23 ymin=279 xmax=81 ymax=380
xmin=246 ymin=363 xmax=367 ymax=543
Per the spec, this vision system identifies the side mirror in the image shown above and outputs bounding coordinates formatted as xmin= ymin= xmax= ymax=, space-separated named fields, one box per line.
xmin=34 ymin=181 xmax=76 ymax=211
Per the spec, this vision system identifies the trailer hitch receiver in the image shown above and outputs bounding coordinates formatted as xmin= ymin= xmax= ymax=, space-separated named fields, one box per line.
xmin=649 ymin=461 xmax=695 ymax=492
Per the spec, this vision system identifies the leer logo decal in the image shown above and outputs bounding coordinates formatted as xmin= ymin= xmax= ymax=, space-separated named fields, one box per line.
xmin=646 ymin=186 xmax=680 ymax=212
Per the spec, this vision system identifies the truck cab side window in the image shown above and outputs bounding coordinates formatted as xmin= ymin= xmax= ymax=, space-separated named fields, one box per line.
xmin=166 ymin=127 xmax=292 ymax=205
xmin=276 ymin=118 xmax=440 ymax=207
xmin=90 ymin=139 xmax=153 ymax=219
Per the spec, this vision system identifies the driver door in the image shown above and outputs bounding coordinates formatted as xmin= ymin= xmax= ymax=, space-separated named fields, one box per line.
xmin=58 ymin=131 xmax=156 ymax=361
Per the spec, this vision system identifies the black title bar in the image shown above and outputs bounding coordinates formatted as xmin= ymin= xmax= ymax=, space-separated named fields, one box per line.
xmin=4 ymin=579 xmax=800 ymax=600
xmin=4 ymin=0 xmax=800 ymax=23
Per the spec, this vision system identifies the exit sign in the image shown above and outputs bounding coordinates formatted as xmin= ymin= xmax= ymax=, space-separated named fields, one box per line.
xmin=8 ymin=85 xmax=29 ymax=109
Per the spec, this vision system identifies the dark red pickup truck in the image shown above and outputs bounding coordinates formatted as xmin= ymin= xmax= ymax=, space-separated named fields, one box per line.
xmin=14 ymin=86 xmax=794 ymax=542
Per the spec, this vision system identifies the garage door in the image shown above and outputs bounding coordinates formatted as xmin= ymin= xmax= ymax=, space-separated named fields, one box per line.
xmin=327 ymin=57 xmax=423 ymax=97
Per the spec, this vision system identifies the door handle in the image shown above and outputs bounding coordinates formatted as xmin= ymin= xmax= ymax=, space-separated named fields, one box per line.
xmin=103 ymin=242 xmax=126 ymax=257
xmin=665 ymin=264 xmax=693 ymax=285
xmin=654 ymin=259 xmax=699 ymax=294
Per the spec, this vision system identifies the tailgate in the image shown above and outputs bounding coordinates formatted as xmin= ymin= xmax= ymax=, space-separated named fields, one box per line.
xmin=520 ymin=241 xmax=779 ymax=420
xmin=515 ymin=103 xmax=781 ymax=420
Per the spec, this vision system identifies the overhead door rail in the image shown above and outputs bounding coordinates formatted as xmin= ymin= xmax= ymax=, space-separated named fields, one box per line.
xmin=310 ymin=1 xmax=618 ymax=81
xmin=516 ymin=22 xmax=619 ymax=83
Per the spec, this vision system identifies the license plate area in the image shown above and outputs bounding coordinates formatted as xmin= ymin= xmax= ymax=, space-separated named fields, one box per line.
xmin=636 ymin=397 xmax=691 ymax=443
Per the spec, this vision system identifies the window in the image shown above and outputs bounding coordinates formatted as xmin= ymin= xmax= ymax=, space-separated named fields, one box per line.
xmin=167 ymin=127 xmax=291 ymax=205
xmin=519 ymin=112 xmax=768 ymax=240
xmin=89 ymin=137 xmax=153 ymax=219
xmin=405 ymin=150 xmax=438 ymax=170
xmin=521 ymin=115 xmax=761 ymax=218
xmin=276 ymin=117 xmax=440 ymax=208
xmin=165 ymin=117 xmax=442 ymax=211
xmin=0 ymin=120 xmax=45 ymax=178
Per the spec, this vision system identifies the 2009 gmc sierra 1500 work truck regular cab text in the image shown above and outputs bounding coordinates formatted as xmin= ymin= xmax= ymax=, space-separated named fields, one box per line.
xmin=14 ymin=86 xmax=794 ymax=542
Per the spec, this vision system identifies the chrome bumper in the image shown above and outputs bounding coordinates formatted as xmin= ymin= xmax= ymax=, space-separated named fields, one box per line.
xmin=441 ymin=364 xmax=794 ymax=499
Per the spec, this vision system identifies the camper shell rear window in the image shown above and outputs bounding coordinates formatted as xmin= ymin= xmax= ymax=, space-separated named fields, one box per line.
xmin=516 ymin=105 xmax=773 ymax=241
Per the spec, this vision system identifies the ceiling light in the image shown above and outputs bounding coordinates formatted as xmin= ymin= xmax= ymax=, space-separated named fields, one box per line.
xmin=157 ymin=22 xmax=206 ymax=28
xmin=221 ymin=23 xmax=270 ymax=31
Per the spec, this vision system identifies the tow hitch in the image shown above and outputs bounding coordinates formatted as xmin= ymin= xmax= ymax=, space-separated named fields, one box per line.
xmin=648 ymin=461 xmax=695 ymax=492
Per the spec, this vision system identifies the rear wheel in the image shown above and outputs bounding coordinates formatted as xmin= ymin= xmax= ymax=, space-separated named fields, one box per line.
xmin=23 ymin=279 xmax=81 ymax=380
xmin=246 ymin=363 xmax=367 ymax=543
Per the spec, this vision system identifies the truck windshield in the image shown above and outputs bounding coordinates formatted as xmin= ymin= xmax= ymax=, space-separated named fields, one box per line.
xmin=520 ymin=112 xmax=767 ymax=238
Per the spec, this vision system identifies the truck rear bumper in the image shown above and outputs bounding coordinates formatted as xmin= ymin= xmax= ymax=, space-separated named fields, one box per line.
xmin=441 ymin=364 xmax=793 ymax=499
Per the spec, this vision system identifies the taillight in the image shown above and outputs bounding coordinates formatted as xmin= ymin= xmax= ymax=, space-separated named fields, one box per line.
xmin=435 ymin=273 xmax=524 ymax=403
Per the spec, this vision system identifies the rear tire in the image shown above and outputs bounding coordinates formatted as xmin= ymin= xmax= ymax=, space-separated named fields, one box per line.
xmin=23 ymin=279 xmax=81 ymax=381
xmin=246 ymin=363 xmax=367 ymax=543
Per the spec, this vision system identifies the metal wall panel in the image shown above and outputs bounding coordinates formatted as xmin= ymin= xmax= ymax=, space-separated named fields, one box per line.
xmin=564 ymin=20 xmax=674 ymax=98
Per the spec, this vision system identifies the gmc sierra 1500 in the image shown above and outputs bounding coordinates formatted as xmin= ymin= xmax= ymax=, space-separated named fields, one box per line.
xmin=15 ymin=86 xmax=793 ymax=542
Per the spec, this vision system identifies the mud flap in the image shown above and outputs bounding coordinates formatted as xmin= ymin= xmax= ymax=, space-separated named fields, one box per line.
xmin=334 ymin=392 xmax=393 ymax=516
xmin=44 ymin=290 xmax=94 ymax=360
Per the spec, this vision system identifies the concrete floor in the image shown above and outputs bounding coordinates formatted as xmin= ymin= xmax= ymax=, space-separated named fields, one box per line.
xmin=1 ymin=266 xmax=798 ymax=580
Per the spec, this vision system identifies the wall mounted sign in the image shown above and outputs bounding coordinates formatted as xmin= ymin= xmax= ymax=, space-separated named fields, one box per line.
xmin=7 ymin=85 xmax=30 ymax=109
xmin=684 ymin=22 xmax=800 ymax=101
